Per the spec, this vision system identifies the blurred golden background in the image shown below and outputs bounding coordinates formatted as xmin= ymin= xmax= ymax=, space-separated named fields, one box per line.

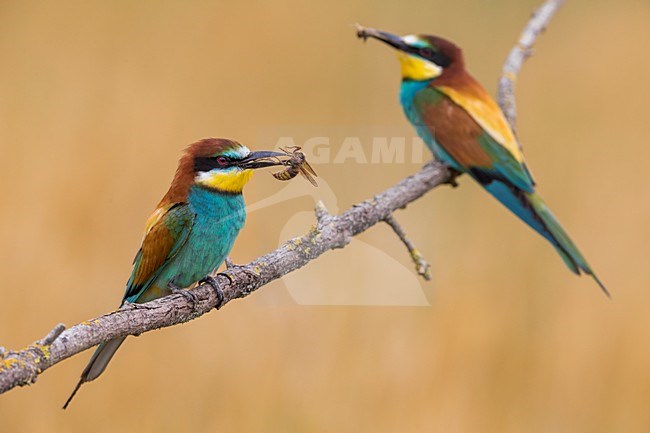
xmin=1 ymin=0 xmax=649 ymax=431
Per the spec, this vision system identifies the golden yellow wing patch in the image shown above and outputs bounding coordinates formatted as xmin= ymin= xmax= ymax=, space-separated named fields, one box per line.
xmin=437 ymin=84 xmax=524 ymax=163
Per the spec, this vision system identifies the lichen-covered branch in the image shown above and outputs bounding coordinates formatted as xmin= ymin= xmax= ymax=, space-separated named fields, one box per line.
xmin=0 ymin=0 xmax=562 ymax=396
xmin=0 ymin=162 xmax=452 ymax=395
xmin=498 ymin=0 xmax=565 ymax=131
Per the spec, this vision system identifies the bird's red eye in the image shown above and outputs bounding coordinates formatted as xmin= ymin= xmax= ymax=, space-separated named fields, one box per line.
xmin=216 ymin=156 xmax=228 ymax=166
xmin=419 ymin=48 xmax=434 ymax=58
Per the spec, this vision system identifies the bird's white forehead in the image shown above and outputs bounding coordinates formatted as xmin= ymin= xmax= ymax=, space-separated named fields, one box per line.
xmin=402 ymin=34 xmax=429 ymax=48
xmin=403 ymin=34 xmax=420 ymax=44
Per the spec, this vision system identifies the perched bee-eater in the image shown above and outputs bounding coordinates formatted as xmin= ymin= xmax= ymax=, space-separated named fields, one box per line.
xmin=63 ymin=138 xmax=288 ymax=409
xmin=356 ymin=26 xmax=608 ymax=294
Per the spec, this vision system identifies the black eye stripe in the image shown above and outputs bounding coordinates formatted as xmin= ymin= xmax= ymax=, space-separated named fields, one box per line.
xmin=194 ymin=156 xmax=234 ymax=172
xmin=406 ymin=46 xmax=452 ymax=68
xmin=194 ymin=157 xmax=216 ymax=172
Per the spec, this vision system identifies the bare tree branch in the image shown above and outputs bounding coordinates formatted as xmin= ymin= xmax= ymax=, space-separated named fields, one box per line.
xmin=0 ymin=0 xmax=563 ymax=396
xmin=384 ymin=215 xmax=431 ymax=281
xmin=0 ymin=163 xmax=451 ymax=395
xmin=498 ymin=0 xmax=566 ymax=131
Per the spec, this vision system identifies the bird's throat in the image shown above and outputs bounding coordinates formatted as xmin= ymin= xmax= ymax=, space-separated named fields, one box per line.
xmin=397 ymin=52 xmax=442 ymax=81
xmin=195 ymin=169 xmax=254 ymax=194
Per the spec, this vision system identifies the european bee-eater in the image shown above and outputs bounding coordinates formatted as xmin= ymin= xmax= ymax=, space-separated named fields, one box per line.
xmin=356 ymin=26 xmax=608 ymax=294
xmin=63 ymin=138 xmax=287 ymax=409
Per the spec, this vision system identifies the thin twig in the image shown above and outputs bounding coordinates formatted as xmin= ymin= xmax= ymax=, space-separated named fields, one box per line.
xmin=498 ymin=0 xmax=565 ymax=133
xmin=384 ymin=215 xmax=431 ymax=280
xmin=314 ymin=200 xmax=331 ymax=226
xmin=36 ymin=324 xmax=66 ymax=346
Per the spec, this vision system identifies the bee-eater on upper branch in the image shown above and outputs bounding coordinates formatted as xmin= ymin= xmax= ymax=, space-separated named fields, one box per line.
xmin=356 ymin=25 xmax=608 ymax=295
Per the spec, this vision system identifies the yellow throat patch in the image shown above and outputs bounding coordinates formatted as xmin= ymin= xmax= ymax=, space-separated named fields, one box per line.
xmin=196 ymin=169 xmax=254 ymax=193
xmin=397 ymin=52 xmax=442 ymax=81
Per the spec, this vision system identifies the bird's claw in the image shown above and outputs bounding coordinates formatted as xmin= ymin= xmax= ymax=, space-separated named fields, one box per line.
xmin=199 ymin=276 xmax=225 ymax=310
xmin=222 ymin=259 xmax=259 ymax=280
xmin=446 ymin=168 xmax=462 ymax=188
xmin=168 ymin=282 xmax=198 ymax=309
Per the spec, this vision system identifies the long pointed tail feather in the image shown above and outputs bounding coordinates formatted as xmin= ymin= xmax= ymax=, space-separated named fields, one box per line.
xmin=63 ymin=337 xmax=126 ymax=409
xmin=482 ymin=180 xmax=609 ymax=296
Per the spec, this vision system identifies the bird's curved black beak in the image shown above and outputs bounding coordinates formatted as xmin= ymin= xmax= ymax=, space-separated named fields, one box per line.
xmin=355 ymin=24 xmax=409 ymax=51
xmin=238 ymin=151 xmax=287 ymax=170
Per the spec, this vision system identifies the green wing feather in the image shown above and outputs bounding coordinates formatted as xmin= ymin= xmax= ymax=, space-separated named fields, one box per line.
xmin=476 ymin=132 xmax=535 ymax=192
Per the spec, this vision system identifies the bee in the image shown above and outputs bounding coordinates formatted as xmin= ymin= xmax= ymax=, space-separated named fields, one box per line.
xmin=272 ymin=146 xmax=318 ymax=186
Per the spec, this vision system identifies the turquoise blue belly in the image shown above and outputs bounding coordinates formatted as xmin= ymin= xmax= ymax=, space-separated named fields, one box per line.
xmin=141 ymin=188 xmax=246 ymax=301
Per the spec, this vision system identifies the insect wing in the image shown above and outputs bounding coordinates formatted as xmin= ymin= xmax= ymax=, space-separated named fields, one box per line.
xmin=299 ymin=162 xmax=318 ymax=186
